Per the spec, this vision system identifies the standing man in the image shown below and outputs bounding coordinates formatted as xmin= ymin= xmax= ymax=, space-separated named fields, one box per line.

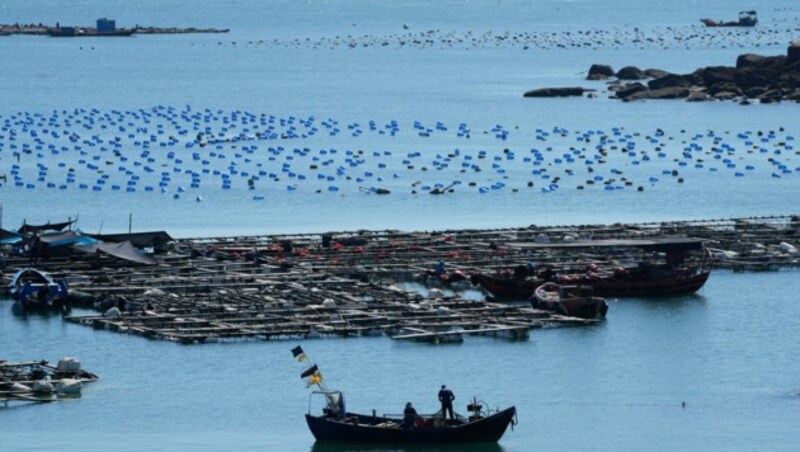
xmin=438 ymin=385 xmax=455 ymax=419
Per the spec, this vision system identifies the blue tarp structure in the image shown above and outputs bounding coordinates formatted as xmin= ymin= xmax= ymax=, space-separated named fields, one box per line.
xmin=1 ymin=228 xmax=22 ymax=244
xmin=39 ymin=230 xmax=99 ymax=247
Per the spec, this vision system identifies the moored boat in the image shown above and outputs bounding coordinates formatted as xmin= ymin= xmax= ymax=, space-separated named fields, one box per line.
xmin=9 ymin=268 xmax=69 ymax=310
xmin=470 ymin=273 xmax=543 ymax=300
xmin=532 ymin=282 xmax=608 ymax=320
xmin=472 ymin=238 xmax=711 ymax=299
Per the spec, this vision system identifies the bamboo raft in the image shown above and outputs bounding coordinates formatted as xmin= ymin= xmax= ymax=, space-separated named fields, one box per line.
xmin=1 ymin=215 xmax=798 ymax=344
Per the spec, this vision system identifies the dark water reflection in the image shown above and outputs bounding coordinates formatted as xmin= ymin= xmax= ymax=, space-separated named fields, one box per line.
xmin=311 ymin=441 xmax=506 ymax=452
xmin=9 ymin=300 xmax=70 ymax=319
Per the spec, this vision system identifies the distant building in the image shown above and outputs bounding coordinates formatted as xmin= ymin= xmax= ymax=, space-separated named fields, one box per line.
xmin=96 ymin=18 xmax=116 ymax=33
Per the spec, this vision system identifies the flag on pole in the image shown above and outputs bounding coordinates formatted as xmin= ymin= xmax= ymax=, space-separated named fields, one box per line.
xmin=309 ymin=372 xmax=323 ymax=385
xmin=300 ymin=364 xmax=319 ymax=379
xmin=291 ymin=345 xmax=307 ymax=362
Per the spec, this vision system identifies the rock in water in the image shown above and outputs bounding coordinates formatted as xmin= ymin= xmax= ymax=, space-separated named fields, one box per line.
xmin=615 ymin=82 xmax=648 ymax=99
xmin=587 ymin=64 xmax=614 ymax=80
xmin=648 ymin=74 xmax=690 ymax=90
xmin=523 ymin=87 xmax=588 ymax=97
xmin=788 ymin=42 xmax=800 ymax=65
xmin=615 ymin=66 xmax=646 ymax=80
xmin=627 ymin=86 xmax=690 ymax=100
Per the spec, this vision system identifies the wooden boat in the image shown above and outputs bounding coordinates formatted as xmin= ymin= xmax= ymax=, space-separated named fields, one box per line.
xmin=700 ymin=10 xmax=757 ymax=27
xmin=551 ymin=265 xmax=710 ymax=298
xmin=473 ymin=238 xmax=711 ymax=299
xmin=470 ymin=273 xmax=542 ymax=300
xmin=9 ymin=268 xmax=69 ymax=310
xmin=532 ymin=282 xmax=608 ymax=320
xmin=305 ymin=391 xmax=516 ymax=444
xmin=473 ymin=265 xmax=709 ymax=299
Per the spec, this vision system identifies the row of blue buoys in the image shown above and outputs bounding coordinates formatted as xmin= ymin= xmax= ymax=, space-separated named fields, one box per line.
xmin=0 ymin=107 xmax=796 ymax=198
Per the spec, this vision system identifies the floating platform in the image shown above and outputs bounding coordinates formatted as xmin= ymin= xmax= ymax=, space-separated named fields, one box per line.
xmin=2 ymin=215 xmax=798 ymax=344
xmin=0 ymin=358 xmax=98 ymax=406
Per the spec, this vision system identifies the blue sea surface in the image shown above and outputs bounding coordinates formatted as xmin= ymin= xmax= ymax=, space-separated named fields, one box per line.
xmin=2 ymin=272 xmax=800 ymax=451
xmin=1 ymin=1 xmax=800 ymax=450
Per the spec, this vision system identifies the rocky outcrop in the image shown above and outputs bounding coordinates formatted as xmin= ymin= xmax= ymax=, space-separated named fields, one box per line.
xmin=643 ymin=68 xmax=671 ymax=79
xmin=595 ymin=42 xmax=800 ymax=103
xmin=587 ymin=64 xmax=614 ymax=80
xmin=523 ymin=87 xmax=591 ymax=97
xmin=616 ymin=66 xmax=646 ymax=80
xmin=647 ymin=74 xmax=690 ymax=90
xmin=788 ymin=43 xmax=800 ymax=65
xmin=615 ymin=83 xmax=647 ymax=98
xmin=626 ymin=86 xmax=690 ymax=100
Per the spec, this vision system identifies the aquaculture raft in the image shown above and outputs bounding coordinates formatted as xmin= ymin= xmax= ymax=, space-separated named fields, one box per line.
xmin=62 ymin=275 xmax=587 ymax=344
xmin=2 ymin=215 xmax=799 ymax=344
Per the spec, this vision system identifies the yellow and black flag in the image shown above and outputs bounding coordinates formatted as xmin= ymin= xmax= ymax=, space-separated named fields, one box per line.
xmin=291 ymin=345 xmax=307 ymax=362
xmin=300 ymin=364 xmax=319 ymax=379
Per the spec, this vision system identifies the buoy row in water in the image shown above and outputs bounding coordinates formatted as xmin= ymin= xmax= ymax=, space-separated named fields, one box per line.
xmin=0 ymin=106 xmax=796 ymax=201
xmin=192 ymin=20 xmax=799 ymax=52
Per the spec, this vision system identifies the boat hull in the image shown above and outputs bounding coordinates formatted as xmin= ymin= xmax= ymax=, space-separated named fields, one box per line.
xmin=306 ymin=407 xmax=516 ymax=444
xmin=533 ymin=283 xmax=608 ymax=319
xmin=470 ymin=274 xmax=542 ymax=300
xmin=566 ymin=271 xmax=710 ymax=297
xmin=9 ymin=268 xmax=69 ymax=310
xmin=474 ymin=271 xmax=709 ymax=300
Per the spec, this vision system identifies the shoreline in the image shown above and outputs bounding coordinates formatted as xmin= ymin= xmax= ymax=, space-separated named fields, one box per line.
xmin=0 ymin=23 xmax=229 ymax=37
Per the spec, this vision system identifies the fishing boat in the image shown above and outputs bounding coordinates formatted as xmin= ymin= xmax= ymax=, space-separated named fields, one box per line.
xmin=532 ymin=282 xmax=608 ymax=320
xmin=700 ymin=10 xmax=757 ymax=27
xmin=549 ymin=263 xmax=710 ymax=298
xmin=292 ymin=345 xmax=516 ymax=444
xmin=306 ymin=391 xmax=517 ymax=444
xmin=470 ymin=273 xmax=543 ymax=300
xmin=9 ymin=268 xmax=69 ymax=310
xmin=472 ymin=238 xmax=711 ymax=299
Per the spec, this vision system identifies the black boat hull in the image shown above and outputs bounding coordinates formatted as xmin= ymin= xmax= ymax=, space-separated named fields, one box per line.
xmin=474 ymin=272 xmax=709 ymax=299
xmin=306 ymin=407 xmax=516 ymax=443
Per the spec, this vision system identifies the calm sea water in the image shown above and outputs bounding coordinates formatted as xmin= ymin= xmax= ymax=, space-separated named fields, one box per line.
xmin=2 ymin=271 xmax=800 ymax=451
xmin=1 ymin=1 xmax=800 ymax=450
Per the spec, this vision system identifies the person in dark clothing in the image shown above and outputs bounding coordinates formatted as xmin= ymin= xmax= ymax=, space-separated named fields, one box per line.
xmin=438 ymin=385 xmax=455 ymax=419
xmin=402 ymin=402 xmax=418 ymax=429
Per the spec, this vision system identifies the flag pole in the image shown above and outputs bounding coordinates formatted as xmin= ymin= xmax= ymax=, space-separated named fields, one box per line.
xmin=292 ymin=346 xmax=338 ymax=412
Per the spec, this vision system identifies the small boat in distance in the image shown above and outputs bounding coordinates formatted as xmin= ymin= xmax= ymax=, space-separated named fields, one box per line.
xmin=305 ymin=391 xmax=517 ymax=444
xmin=701 ymin=11 xmax=757 ymax=27
xmin=9 ymin=268 xmax=69 ymax=310
xmin=532 ymin=282 xmax=608 ymax=320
